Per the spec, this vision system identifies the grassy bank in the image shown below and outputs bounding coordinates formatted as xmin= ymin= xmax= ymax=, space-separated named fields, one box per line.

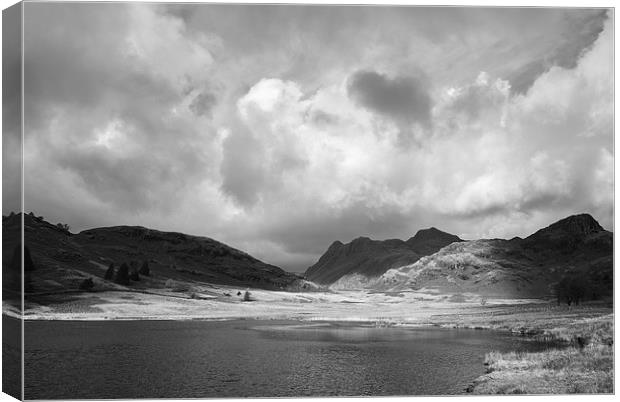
xmin=442 ymin=303 xmax=614 ymax=394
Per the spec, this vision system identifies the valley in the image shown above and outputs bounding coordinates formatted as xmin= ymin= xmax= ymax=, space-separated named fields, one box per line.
xmin=3 ymin=211 xmax=614 ymax=395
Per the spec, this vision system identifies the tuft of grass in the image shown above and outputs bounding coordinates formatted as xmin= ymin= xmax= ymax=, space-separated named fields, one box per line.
xmin=466 ymin=307 xmax=613 ymax=395
xmin=475 ymin=344 xmax=613 ymax=394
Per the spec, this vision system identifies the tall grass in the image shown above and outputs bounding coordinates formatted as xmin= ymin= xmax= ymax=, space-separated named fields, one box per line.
xmin=462 ymin=306 xmax=614 ymax=394
xmin=477 ymin=344 xmax=613 ymax=394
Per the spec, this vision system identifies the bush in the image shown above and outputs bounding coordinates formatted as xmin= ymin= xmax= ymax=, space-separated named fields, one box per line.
xmin=115 ymin=263 xmax=130 ymax=285
xmin=243 ymin=290 xmax=252 ymax=302
xmin=56 ymin=223 xmax=70 ymax=232
xmin=138 ymin=261 xmax=150 ymax=276
xmin=104 ymin=263 xmax=115 ymax=280
xmin=79 ymin=278 xmax=94 ymax=290
xmin=24 ymin=246 xmax=35 ymax=271
xmin=555 ymin=275 xmax=589 ymax=306
xmin=129 ymin=269 xmax=140 ymax=281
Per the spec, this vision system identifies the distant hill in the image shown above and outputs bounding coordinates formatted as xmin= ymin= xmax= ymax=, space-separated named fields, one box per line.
xmin=304 ymin=228 xmax=463 ymax=284
xmin=372 ymin=214 xmax=612 ymax=299
xmin=3 ymin=213 xmax=308 ymax=296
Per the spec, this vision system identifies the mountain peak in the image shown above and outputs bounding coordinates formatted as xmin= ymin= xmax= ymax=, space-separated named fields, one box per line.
xmin=527 ymin=213 xmax=604 ymax=240
xmin=407 ymin=227 xmax=461 ymax=244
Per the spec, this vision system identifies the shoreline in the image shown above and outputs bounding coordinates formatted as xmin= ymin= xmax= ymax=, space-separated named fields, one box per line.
xmin=7 ymin=289 xmax=613 ymax=395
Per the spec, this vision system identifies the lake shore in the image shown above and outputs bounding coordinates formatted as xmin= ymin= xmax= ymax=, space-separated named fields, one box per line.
xmin=449 ymin=303 xmax=614 ymax=394
xmin=7 ymin=287 xmax=614 ymax=395
xmin=10 ymin=286 xmax=548 ymax=322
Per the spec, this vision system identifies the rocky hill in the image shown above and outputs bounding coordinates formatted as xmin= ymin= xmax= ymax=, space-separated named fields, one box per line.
xmin=3 ymin=213 xmax=307 ymax=296
xmin=304 ymin=228 xmax=463 ymax=284
xmin=372 ymin=214 xmax=612 ymax=299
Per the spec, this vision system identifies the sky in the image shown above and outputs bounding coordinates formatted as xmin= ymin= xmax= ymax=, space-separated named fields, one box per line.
xmin=5 ymin=3 xmax=614 ymax=272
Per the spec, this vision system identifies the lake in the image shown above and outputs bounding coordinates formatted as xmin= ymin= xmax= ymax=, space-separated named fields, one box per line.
xmin=24 ymin=319 xmax=553 ymax=399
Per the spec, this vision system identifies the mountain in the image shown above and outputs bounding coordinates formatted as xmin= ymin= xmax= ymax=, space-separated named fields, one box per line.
xmin=373 ymin=214 xmax=613 ymax=298
xmin=406 ymin=227 xmax=463 ymax=255
xmin=304 ymin=228 xmax=463 ymax=285
xmin=3 ymin=213 xmax=307 ymax=295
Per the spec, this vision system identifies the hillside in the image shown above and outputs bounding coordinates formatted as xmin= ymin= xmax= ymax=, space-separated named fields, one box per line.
xmin=3 ymin=213 xmax=307 ymax=297
xmin=305 ymin=228 xmax=463 ymax=284
xmin=372 ymin=214 xmax=613 ymax=298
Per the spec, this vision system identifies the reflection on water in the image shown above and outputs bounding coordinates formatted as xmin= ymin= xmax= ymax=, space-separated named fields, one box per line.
xmin=25 ymin=320 xmax=554 ymax=399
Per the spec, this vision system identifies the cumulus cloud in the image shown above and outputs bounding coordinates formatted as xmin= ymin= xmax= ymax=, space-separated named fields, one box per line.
xmin=347 ymin=70 xmax=431 ymax=145
xmin=189 ymin=91 xmax=217 ymax=117
xmin=3 ymin=3 xmax=22 ymax=213
xmin=23 ymin=3 xmax=220 ymax=216
xmin=507 ymin=9 xmax=608 ymax=94
xmin=18 ymin=4 xmax=613 ymax=272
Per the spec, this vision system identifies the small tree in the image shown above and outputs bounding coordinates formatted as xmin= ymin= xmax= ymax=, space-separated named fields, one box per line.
xmin=104 ymin=263 xmax=115 ymax=280
xmin=139 ymin=261 xmax=150 ymax=276
xmin=56 ymin=223 xmax=70 ymax=232
xmin=130 ymin=269 xmax=140 ymax=282
xmin=24 ymin=246 xmax=35 ymax=271
xmin=79 ymin=278 xmax=94 ymax=291
xmin=115 ymin=263 xmax=130 ymax=285
xmin=555 ymin=275 xmax=590 ymax=306
xmin=243 ymin=290 xmax=252 ymax=302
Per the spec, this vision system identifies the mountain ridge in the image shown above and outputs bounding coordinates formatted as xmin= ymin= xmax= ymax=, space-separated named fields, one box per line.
xmin=305 ymin=227 xmax=463 ymax=284
xmin=366 ymin=213 xmax=613 ymax=298
xmin=3 ymin=212 xmax=309 ymax=296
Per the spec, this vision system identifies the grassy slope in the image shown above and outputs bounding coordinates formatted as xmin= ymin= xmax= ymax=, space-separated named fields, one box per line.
xmin=374 ymin=214 xmax=612 ymax=300
xmin=4 ymin=213 xmax=310 ymax=299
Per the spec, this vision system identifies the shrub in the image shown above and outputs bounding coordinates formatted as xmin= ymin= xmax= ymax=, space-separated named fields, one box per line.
xmin=115 ymin=263 xmax=130 ymax=285
xmin=56 ymin=223 xmax=70 ymax=232
xmin=24 ymin=246 xmax=35 ymax=271
xmin=104 ymin=263 xmax=115 ymax=280
xmin=243 ymin=290 xmax=252 ymax=301
xmin=129 ymin=269 xmax=140 ymax=281
xmin=79 ymin=278 xmax=94 ymax=291
xmin=555 ymin=275 xmax=590 ymax=306
xmin=139 ymin=261 xmax=150 ymax=276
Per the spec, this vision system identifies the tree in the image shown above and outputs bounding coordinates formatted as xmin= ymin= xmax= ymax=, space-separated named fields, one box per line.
xmin=56 ymin=223 xmax=70 ymax=232
xmin=24 ymin=246 xmax=35 ymax=271
xmin=243 ymin=290 xmax=252 ymax=302
xmin=130 ymin=269 xmax=140 ymax=281
xmin=556 ymin=275 xmax=589 ymax=306
xmin=139 ymin=261 xmax=150 ymax=276
xmin=4 ymin=245 xmax=22 ymax=295
xmin=568 ymin=279 xmax=587 ymax=306
xmin=79 ymin=278 xmax=94 ymax=291
xmin=115 ymin=263 xmax=130 ymax=285
xmin=104 ymin=263 xmax=115 ymax=280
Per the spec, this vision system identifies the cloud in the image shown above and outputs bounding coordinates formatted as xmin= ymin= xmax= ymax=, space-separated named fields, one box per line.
xmin=23 ymin=3 xmax=220 ymax=211
xmin=507 ymin=9 xmax=608 ymax=94
xmin=189 ymin=91 xmax=217 ymax=117
xmin=219 ymin=124 xmax=266 ymax=207
xmin=18 ymin=4 xmax=613 ymax=272
xmin=347 ymin=70 xmax=431 ymax=145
